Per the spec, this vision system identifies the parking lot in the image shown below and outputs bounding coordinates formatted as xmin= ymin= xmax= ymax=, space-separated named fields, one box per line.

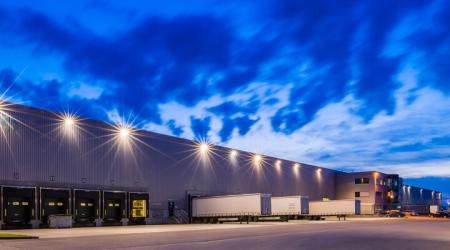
xmin=0 ymin=217 xmax=449 ymax=250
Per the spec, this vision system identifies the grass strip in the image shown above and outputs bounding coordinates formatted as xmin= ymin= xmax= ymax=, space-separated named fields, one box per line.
xmin=0 ymin=233 xmax=38 ymax=240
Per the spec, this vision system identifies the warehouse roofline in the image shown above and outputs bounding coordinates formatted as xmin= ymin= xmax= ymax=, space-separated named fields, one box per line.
xmin=1 ymin=100 xmax=345 ymax=173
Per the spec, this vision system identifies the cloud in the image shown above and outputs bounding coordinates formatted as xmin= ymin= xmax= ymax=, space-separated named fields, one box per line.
xmin=67 ymin=82 xmax=104 ymax=100
xmin=0 ymin=68 xmax=110 ymax=121
xmin=2 ymin=0 xmax=449 ymax=134
xmin=2 ymin=9 xmax=237 ymax=123
xmin=374 ymin=160 xmax=450 ymax=178
xmin=213 ymin=73 xmax=450 ymax=181
xmin=4 ymin=8 xmax=279 ymax=125
xmin=268 ymin=0 xmax=439 ymax=133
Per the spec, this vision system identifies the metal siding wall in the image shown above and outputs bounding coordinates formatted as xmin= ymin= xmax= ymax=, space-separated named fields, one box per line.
xmin=0 ymin=104 xmax=338 ymax=213
xmin=401 ymin=186 xmax=438 ymax=206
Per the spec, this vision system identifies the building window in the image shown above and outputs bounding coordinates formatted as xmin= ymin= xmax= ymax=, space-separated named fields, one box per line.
xmin=355 ymin=178 xmax=370 ymax=184
xmin=355 ymin=192 xmax=360 ymax=197
xmin=387 ymin=178 xmax=392 ymax=187
xmin=376 ymin=192 xmax=382 ymax=198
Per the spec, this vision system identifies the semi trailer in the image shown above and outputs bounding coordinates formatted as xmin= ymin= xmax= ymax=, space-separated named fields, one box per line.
xmin=429 ymin=205 xmax=439 ymax=215
xmin=191 ymin=193 xmax=272 ymax=223
xmin=309 ymin=199 xmax=361 ymax=220
xmin=271 ymin=196 xmax=309 ymax=220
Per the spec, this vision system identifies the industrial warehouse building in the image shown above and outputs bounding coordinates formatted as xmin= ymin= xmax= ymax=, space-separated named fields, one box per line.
xmin=0 ymin=102 xmax=443 ymax=228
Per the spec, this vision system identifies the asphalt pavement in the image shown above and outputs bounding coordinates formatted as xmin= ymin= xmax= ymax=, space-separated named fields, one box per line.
xmin=0 ymin=218 xmax=449 ymax=250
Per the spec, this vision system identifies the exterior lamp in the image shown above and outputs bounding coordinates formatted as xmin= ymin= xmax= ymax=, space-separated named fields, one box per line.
xmin=199 ymin=142 xmax=209 ymax=153
xmin=119 ymin=127 xmax=131 ymax=140
xmin=64 ymin=117 xmax=75 ymax=128
xmin=293 ymin=163 xmax=300 ymax=176
xmin=276 ymin=160 xmax=282 ymax=167
xmin=253 ymin=154 xmax=262 ymax=166
xmin=60 ymin=114 xmax=79 ymax=138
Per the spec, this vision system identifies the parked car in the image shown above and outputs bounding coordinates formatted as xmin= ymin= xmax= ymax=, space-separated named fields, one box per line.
xmin=403 ymin=210 xmax=419 ymax=216
xmin=431 ymin=211 xmax=449 ymax=218
xmin=384 ymin=210 xmax=405 ymax=218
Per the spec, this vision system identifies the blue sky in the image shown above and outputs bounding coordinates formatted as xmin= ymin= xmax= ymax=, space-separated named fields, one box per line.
xmin=0 ymin=0 xmax=449 ymax=199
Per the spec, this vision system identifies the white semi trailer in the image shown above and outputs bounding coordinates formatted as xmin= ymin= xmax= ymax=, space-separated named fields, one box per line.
xmin=309 ymin=200 xmax=361 ymax=220
xmin=429 ymin=205 xmax=439 ymax=214
xmin=271 ymin=196 xmax=309 ymax=215
xmin=191 ymin=193 xmax=271 ymax=223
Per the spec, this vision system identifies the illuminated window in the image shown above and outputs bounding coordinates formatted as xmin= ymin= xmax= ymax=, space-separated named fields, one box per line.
xmin=355 ymin=178 xmax=370 ymax=184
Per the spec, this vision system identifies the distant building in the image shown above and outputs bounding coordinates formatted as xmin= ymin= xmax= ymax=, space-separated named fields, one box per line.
xmin=0 ymin=102 xmax=442 ymax=228
xmin=335 ymin=172 xmax=441 ymax=214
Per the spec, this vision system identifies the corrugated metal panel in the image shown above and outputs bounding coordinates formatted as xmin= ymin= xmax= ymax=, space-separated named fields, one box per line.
xmin=0 ymin=103 xmax=339 ymax=211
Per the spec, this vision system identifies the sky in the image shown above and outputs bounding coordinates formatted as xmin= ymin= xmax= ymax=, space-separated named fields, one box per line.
xmin=0 ymin=0 xmax=449 ymax=199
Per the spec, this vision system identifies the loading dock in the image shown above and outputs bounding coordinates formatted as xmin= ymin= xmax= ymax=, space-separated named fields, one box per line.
xmin=128 ymin=192 xmax=150 ymax=224
xmin=102 ymin=190 xmax=127 ymax=226
xmin=40 ymin=187 xmax=71 ymax=226
xmin=73 ymin=189 xmax=100 ymax=226
xmin=1 ymin=186 xmax=38 ymax=229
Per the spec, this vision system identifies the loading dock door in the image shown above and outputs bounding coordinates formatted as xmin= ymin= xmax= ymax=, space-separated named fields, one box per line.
xmin=6 ymin=197 xmax=31 ymax=224
xmin=43 ymin=198 xmax=66 ymax=218
xmin=102 ymin=191 xmax=126 ymax=223
xmin=131 ymin=200 xmax=146 ymax=218
xmin=104 ymin=199 xmax=122 ymax=222
xmin=128 ymin=192 xmax=149 ymax=224
xmin=2 ymin=186 xmax=36 ymax=226
xmin=73 ymin=190 xmax=100 ymax=224
xmin=40 ymin=188 xmax=70 ymax=224
xmin=76 ymin=198 xmax=96 ymax=223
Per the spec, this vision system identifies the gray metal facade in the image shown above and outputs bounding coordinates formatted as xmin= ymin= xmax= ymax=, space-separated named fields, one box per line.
xmin=0 ymin=104 xmax=338 ymax=219
xmin=335 ymin=171 xmax=442 ymax=213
